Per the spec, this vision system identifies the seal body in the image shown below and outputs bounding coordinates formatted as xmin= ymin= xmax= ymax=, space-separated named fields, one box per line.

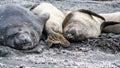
xmin=31 ymin=2 xmax=70 ymax=47
xmin=62 ymin=9 xmax=105 ymax=42
xmin=100 ymin=12 xmax=120 ymax=34
xmin=100 ymin=12 xmax=120 ymax=23
xmin=102 ymin=23 xmax=120 ymax=34
xmin=0 ymin=4 xmax=49 ymax=50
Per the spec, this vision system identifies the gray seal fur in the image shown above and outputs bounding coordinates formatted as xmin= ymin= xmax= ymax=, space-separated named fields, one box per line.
xmin=0 ymin=4 xmax=49 ymax=50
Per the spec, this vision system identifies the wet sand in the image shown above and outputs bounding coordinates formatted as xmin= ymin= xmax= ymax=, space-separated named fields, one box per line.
xmin=0 ymin=0 xmax=120 ymax=68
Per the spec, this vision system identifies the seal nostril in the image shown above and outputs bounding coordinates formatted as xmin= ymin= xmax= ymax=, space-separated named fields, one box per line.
xmin=24 ymin=38 xmax=32 ymax=45
xmin=18 ymin=38 xmax=32 ymax=46
xmin=14 ymin=34 xmax=32 ymax=47
xmin=18 ymin=34 xmax=26 ymax=41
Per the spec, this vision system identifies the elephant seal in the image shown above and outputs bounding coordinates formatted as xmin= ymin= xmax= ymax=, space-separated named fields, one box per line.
xmin=62 ymin=9 xmax=105 ymax=42
xmin=0 ymin=4 xmax=49 ymax=50
xmin=100 ymin=12 xmax=120 ymax=34
xmin=31 ymin=2 xmax=70 ymax=47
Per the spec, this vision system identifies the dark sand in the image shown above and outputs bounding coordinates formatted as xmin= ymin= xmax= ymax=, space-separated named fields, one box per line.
xmin=0 ymin=0 xmax=120 ymax=68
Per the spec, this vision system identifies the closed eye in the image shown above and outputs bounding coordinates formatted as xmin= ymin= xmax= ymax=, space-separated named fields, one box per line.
xmin=24 ymin=31 xmax=29 ymax=34
xmin=31 ymin=32 xmax=35 ymax=37
xmin=7 ymin=33 xmax=19 ymax=39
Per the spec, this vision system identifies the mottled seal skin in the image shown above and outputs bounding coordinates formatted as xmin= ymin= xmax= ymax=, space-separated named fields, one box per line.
xmin=62 ymin=9 xmax=105 ymax=42
xmin=100 ymin=12 xmax=120 ymax=34
xmin=31 ymin=2 xmax=70 ymax=47
xmin=0 ymin=4 xmax=49 ymax=50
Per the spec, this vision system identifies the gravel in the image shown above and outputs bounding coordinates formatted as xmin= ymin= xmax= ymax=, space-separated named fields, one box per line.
xmin=0 ymin=0 xmax=120 ymax=68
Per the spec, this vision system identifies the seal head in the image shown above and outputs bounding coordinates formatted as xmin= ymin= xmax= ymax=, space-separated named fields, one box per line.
xmin=3 ymin=24 xmax=39 ymax=50
xmin=0 ymin=4 xmax=49 ymax=50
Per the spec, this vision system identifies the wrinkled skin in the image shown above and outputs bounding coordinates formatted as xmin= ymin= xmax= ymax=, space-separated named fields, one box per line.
xmin=4 ymin=25 xmax=39 ymax=50
xmin=0 ymin=4 xmax=49 ymax=50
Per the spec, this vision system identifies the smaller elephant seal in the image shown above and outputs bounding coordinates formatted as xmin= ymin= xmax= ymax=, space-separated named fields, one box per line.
xmin=0 ymin=4 xmax=49 ymax=50
xmin=62 ymin=9 xmax=105 ymax=42
xmin=31 ymin=2 xmax=70 ymax=47
xmin=100 ymin=12 xmax=120 ymax=34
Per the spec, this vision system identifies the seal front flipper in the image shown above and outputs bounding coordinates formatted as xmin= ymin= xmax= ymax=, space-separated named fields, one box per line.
xmin=101 ymin=21 xmax=120 ymax=34
xmin=46 ymin=32 xmax=70 ymax=48
xmin=55 ymin=33 xmax=70 ymax=47
xmin=101 ymin=21 xmax=120 ymax=29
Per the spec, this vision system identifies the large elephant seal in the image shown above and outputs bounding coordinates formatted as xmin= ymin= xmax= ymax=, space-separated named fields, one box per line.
xmin=62 ymin=9 xmax=105 ymax=42
xmin=31 ymin=2 xmax=70 ymax=47
xmin=0 ymin=4 xmax=49 ymax=50
xmin=100 ymin=12 xmax=120 ymax=34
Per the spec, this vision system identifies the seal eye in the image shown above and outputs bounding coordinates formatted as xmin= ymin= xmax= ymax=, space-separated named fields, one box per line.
xmin=18 ymin=28 xmax=22 ymax=31
xmin=7 ymin=32 xmax=19 ymax=39
xmin=31 ymin=32 xmax=35 ymax=37
xmin=24 ymin=31 xmax=29 ymax=34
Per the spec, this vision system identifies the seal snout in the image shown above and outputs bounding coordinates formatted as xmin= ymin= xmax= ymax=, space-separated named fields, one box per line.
xmin=14 ymin=34 xmax=32 ymax=47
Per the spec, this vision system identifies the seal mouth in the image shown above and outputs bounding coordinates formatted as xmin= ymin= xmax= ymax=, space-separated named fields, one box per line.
xmin=13 ymin=33 xmax=33 ymax=49
xmin=13 ymin=40 xmax=34 ymax=50
xmin=14 ymin=40 xmax=32 ymax=48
